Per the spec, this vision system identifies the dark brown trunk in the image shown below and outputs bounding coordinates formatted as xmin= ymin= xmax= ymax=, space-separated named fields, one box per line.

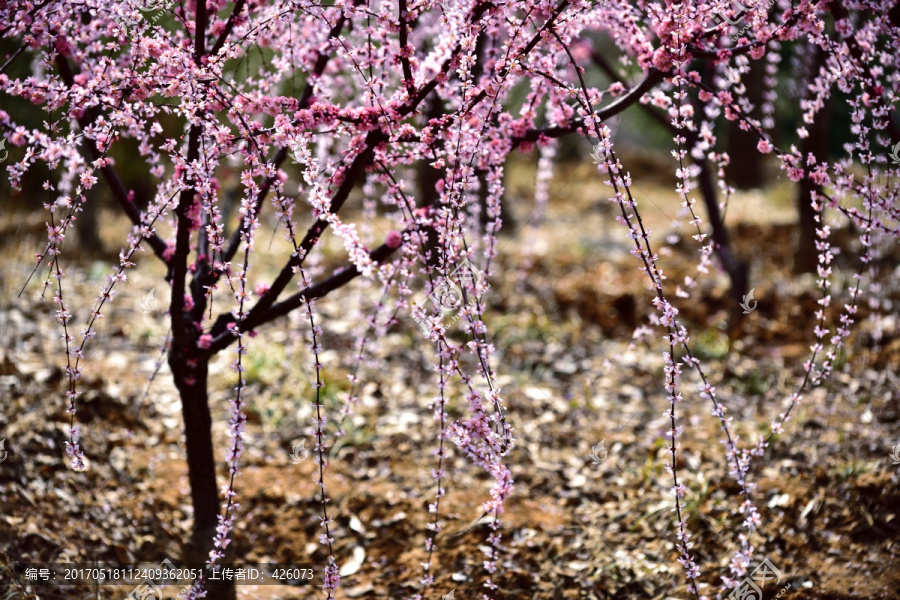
xmin=685 ymin=59 xmax=748 ymax=310
xmin=417 ymin=94 xmax=446 ymax=270
xmin=170 ymin=352 xmax=236 ymax=600
xmin=697 ymin=158 xmax=749 ymax=308
xmin=725 ymin=60 xmax=765 ymax=189
xmin=74 ymin=186 xmax=101 ymax=252
xmin=794 ymin=47 xmax=832 ymax=274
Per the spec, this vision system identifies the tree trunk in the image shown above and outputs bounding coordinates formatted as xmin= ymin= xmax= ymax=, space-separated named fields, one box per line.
xmin=794 ymin=162 xmax=822 ymax=274
xmin=74 ymin=186 xmax=101 ymax=253
xmin=696 ymin=158 xmax=749 ymax=307
xmin=418 ymin=94 xmax=446 ymax=271
xmin=725 ymin=60 xmax=765 ymax=189
xmin=170 ymin=352 xmax=236 ymax=600
xmin=75 ymin=88 xmax=103 ymax=254
xmin=794 ymin=46 xmax=831 ymax=274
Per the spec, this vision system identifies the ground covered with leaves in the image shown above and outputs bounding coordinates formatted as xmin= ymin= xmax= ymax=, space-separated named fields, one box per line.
xmin=1 ymin=158 xmax=899 ymax=599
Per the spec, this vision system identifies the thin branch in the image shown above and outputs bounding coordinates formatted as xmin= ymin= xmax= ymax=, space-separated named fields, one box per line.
xmin=217 ymin=15 xmax=348 ymax=269
xmin=830 ymin=0 xmax=900 ymax=143
xmin=0 ymin=44 xmax=26 ymax=75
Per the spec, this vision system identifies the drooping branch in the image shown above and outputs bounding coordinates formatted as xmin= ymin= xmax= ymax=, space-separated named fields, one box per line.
xmin=590 ymin=47 xmax=748 ymax=303
xmin=829 ymin=0 xmax=900 ymax=144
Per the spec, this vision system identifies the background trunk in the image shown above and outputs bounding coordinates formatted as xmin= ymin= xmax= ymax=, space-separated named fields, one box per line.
xmin=794 ymin=46 xmax=831 ymax=274
xmin=725 ymin=60 xmax=765 ymax=189
xmin=697 ymin=158 xmax=749 ymax=308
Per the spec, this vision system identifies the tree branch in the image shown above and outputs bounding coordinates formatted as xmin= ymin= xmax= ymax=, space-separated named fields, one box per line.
xmin=830 ymin=0 xmax=900 ymax=143
xmin=217 ymin=15 xmax=348 ymax=269
xmin=511 ymin=67 xmax=665 ymax=145
xmin=207 ymin=236 xmax=399 ymax=354
xmin=210 ymin=0 xmax=247 ymax=57
xmin=54 ymin=55 xmax=171 ymax=266
xmin=399 ymin=0 xmax=414 ymax=94
xmin=211 ymin=128 xmax=389 ymax=342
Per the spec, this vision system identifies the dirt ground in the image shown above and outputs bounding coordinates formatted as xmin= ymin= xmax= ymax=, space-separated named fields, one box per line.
xmin=1 ymin=156 xmax=899 ymax=599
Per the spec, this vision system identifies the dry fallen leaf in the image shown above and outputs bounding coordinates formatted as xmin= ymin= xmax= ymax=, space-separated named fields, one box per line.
xmin=339 ymin=545 xmax=366 ymax=577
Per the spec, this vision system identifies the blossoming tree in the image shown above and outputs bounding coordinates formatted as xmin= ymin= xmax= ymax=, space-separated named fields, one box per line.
xmin=1 ymin=0 xmax=897 ymax=598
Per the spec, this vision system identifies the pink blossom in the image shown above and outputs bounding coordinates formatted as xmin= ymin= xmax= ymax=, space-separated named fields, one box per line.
xmin=385 ymin=230 xmax=403 ymax=249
